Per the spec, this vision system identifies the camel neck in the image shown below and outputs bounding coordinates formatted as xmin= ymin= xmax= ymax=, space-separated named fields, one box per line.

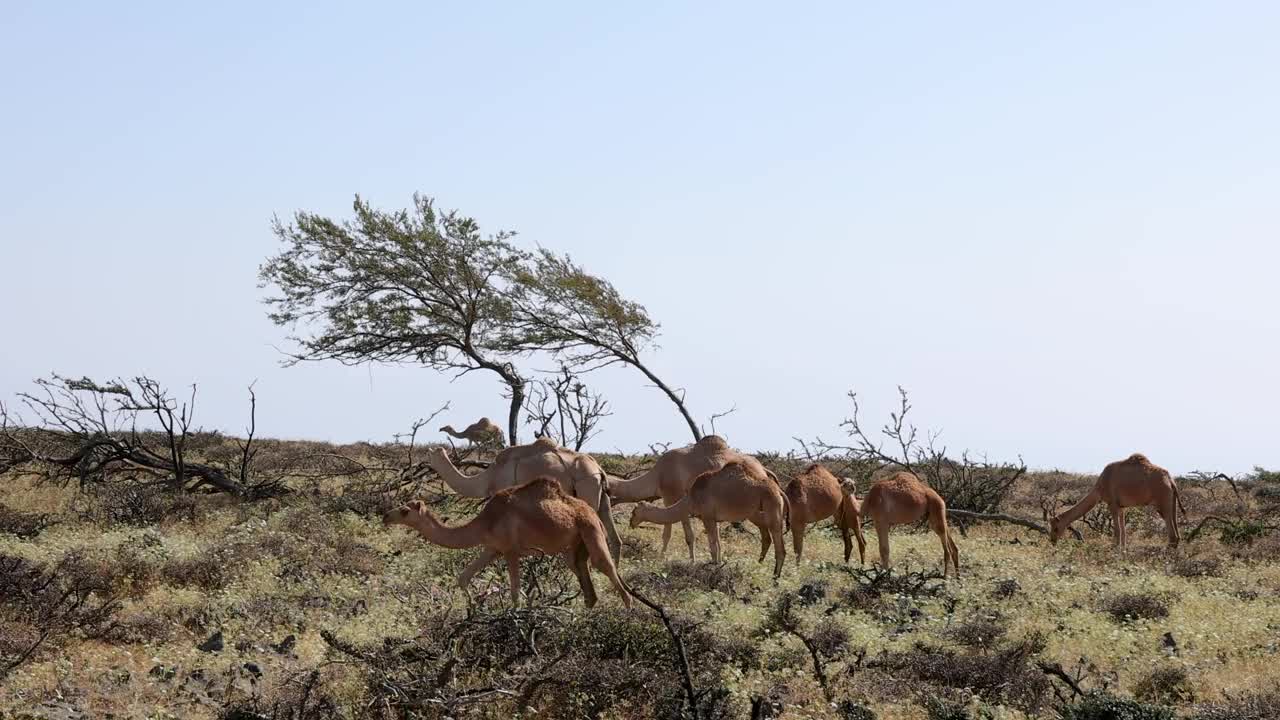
xmin=1059 ymin=488 xmax=1102 ymax=525
xmin=407 ymin=511 xmax=488 ymax=549
xmin=607 ymin=467 xmax=660 ymax=504
xmin=429 ymin=456 xmax=490 ymax=498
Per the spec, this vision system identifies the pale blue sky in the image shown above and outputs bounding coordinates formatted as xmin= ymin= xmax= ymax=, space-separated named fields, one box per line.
xmin=3 ymin=2 xmax=1277 ymax=474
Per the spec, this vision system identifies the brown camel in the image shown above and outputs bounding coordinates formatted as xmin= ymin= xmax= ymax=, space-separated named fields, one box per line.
xmin=606 ymin=435 xmax=747 ymax=559
xmin=383 ymin=478 xmax=631 ymax=608
xmin=425 ymin=438 xmax=621 ymax=561
xmin=843 ymin=472 xmax=959 ymax=577
xmin=1049 ymin=453 xmax=1183 ymax=552
xmin=439 ymin=417 xmax=505 ymax=448
xmin=629 ymin=458 xmax=790 ymax=578
xmin=785 ymin=464 xmax=866 ymax=565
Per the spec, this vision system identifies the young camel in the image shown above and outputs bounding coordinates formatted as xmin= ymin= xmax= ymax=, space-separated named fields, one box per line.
xmin=439 ymin=417 xmax=505 ymax=448
xmin=629 ymin=459 xmax=791 ymax=578
xmin=606 ymin=435 xmax=744 ymax=559
xmin=1049 ymin=453 xmax=1184 ymax=553
xmin=425 ymin=437 xmax=621 ymax=561
xmin=785 ymin=464 xmax=866 ymax=565
xmin=383 ymin=478 xmax=631 ymax=608
xmin=842 ymin=472 xmax=959 ymax=578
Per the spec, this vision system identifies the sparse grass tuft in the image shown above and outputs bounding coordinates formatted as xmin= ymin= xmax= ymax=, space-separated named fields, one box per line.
xmin=1103 ymin=592 xmax=1171 ymax=623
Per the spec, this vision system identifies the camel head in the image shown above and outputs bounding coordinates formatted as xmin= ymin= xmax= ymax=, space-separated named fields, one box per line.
xmin=1047 ymin=513 xmax=1065 ymax=544
xmin=425 ymin=446 xmax=451 ymax=465
xmin=629 ymin=502 xmax=652 ymax=529
xmin=838 ymin=478 xmax=859 ymax=498
xmin=383 ymin=499 xmax=428 ymax=527
xmin=438 ymin=425 xmax=455 ymax=434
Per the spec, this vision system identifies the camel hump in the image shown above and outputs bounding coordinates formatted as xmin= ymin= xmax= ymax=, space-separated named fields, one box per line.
xmin=532 ymin=436 xmax=559 ymax=450
xmin=697 ymin=435 xmax=730 ymax=451
xmin=1126 ymin=453 xmax=1151 ymax=464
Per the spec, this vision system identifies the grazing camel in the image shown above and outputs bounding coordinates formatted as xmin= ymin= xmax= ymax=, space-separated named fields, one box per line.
xmin=629 ymin=459 xmax=790 ymax=578
xmin=606 ymin=435 xmax=745 ymax=559
xmin=425 ymin=438 xmax=621 ymax=561
xmin=785 ymin=464 xmax=866 ymax=565
xmin=439 ymin=417 xmax=505 ymax=448
xmin=384 ymin=478 xmax=631 ymax=608
xmin=843 ymin=472 xmax=959 ymax=577
xmin=1049 ymin=453 xmax=1183 ymax=552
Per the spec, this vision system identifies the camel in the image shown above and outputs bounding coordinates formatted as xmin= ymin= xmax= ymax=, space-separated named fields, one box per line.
xmin=629 ymin=458 xmax=790 ymax=578
xmin=606 ymin=435 xmax=745 ymax=559
xmin=439 ymin=417 xmax=505 ymax=448
xmin=383 ymin=478 xmax=631 ymax=608
xmin=425 ymin=437 xmax=621 ymax=561
xmin=1048 ymin=453 xmax=1183 ymax=552
xmin=785 ymin=464 xmax=866 ymax=565
xmin=842 ymin=472 xmax=959 ymax=577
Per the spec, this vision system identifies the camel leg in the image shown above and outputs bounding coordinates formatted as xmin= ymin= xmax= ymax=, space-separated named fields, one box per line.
xmin=1160 ymin=499 xmax=1180 ymax=550
xmin=1114 ymin=506 xmax=1128 ymax=556
xmin=838 ymin=520 xmax=853 ymax=564
xmin=565 ymin=545 xmax=598 ymax=608
xmin=947 ymin=531 xmax=960 ymax=577
xmin=770 ymin=520 xmax=786 ymax=579
xmin=853 ymin=518 xmax=867 ymax=566
xmin=792 ymin=521 xmax=807 ymax=565
xmin=582 ymin=525 xmax=633 ymax=609
xmin=596 ymin=490 xmax=622 ymax=563
xmin=703 ymin=518 xmax=722 ymax=564
xmin=457 ymin=548 xmax=499 ymax=591
xmin=681 ymin=517 xmax=696 ymax=561
xmin=874 ymin=519 xmax=891 ymax=570
xmin=660 ymin=523 xmax=673 ymax=556
xmin=505 ymin=555 xmax=522 ymax=607
xmin=758 ymin=524 xmax=772 ymax=563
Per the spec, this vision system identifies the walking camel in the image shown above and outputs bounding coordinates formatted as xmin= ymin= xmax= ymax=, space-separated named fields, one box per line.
xmin=842 ymin=472 xmax=959 ymax=577
xmin=606 ymin=435 xmax=745 ymax=559
xmin=384 ymin=478 xmax=631 ymax=608
xmin=425 ymin=438 xmax=621 ymax=561
xmin=629 ymin=458 xmax=791 ymax=578
xmin=1048 ymin=453 xmax=1184 ymax=553
xmin=439 ymin=417 xmax=505 ymax=448
xmin=786 ymin=464 xmax=866 ymax=565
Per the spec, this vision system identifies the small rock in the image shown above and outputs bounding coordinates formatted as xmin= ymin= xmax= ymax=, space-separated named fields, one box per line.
xmin=243 ymin=662 xmax=262 ymax=677
xmin=271 ymin=634 xmax=296 ymax=655
xmin=197 ymin=630 xmax=224 ymax=652
xmin=1162 ymin=631 xmax=1178 ymax=654
xmin=148 ymin=664 xmax=177 ymax=681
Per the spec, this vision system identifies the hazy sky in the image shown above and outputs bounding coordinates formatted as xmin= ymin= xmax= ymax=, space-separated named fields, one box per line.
xmin=3 ymin=2 xmax=1277 ymax=474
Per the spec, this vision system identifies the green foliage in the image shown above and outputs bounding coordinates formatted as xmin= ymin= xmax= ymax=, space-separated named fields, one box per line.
xmin=1059 ymin=691 xmax=1175 ymax=720
xmin=261 ymin=194 xmax=524 ymax=370
xmin=1134 ymin=666 xmax=1195 ymax=704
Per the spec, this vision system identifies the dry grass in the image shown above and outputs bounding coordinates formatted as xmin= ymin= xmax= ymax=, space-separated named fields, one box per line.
xmin=2 ymin=460 xmax=1280 ymax=719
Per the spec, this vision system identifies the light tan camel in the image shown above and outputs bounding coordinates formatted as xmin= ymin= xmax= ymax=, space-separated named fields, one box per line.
xmin=439 ymin=417 xmax=505 ymax=448
xmin=384 ymin=478 xmax=631 ymax=608
xmin=1049 ymin=453 xmax=1183 ymax=552
xmin=425 ymin=438 xmax=621 ymax=561
xmin=629 ymin=458 xmax=790 ymax=578
xmin=842 ymin=472 xmax=959 ymax=577
xmin=786 ymin=464 xmax=866 ymax=565
xmin=606 ymin=435 xmax=747 ymax=559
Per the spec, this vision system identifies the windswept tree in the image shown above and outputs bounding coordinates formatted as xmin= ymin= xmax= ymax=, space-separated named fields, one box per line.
xmin=259 ymin=194 xmax=531 ymax=443
xmin=505 ymin=249 xmax=702 ymax=441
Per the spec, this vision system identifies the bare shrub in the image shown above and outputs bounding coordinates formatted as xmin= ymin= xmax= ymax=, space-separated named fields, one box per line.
xmin=1171 ymin=555 xmax=1223 ymax=579
xmin=1059 ymin=691 xmax=1174 ymax=720
xmin=947 ymin=616 xmax=1008 ymax=653
xmin=1134 ymin=665 xmax=1195 ymax=704
xmin=0 ymin=505 xmax=53 ymax=539
xmin=870 ymin=632 xmax=1050 ymax=712
xmin=80 ymin=484 xmax=202 ymax=527
xmin=624 ymin=561 xmax=746 ymax=598
xmin=1102 ymin=592 xmax=1171 ymax=623
xmin=0 ymin=552 xmax=121 ymax=679
xmin=990 ymin=578 xmax=1020 ymax=600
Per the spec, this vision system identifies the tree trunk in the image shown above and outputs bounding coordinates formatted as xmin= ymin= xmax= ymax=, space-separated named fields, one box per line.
xmin=633 ymin=360 xmax=701 ymax=442
xmin=506 ymin=377 xmax=525 ymax=446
